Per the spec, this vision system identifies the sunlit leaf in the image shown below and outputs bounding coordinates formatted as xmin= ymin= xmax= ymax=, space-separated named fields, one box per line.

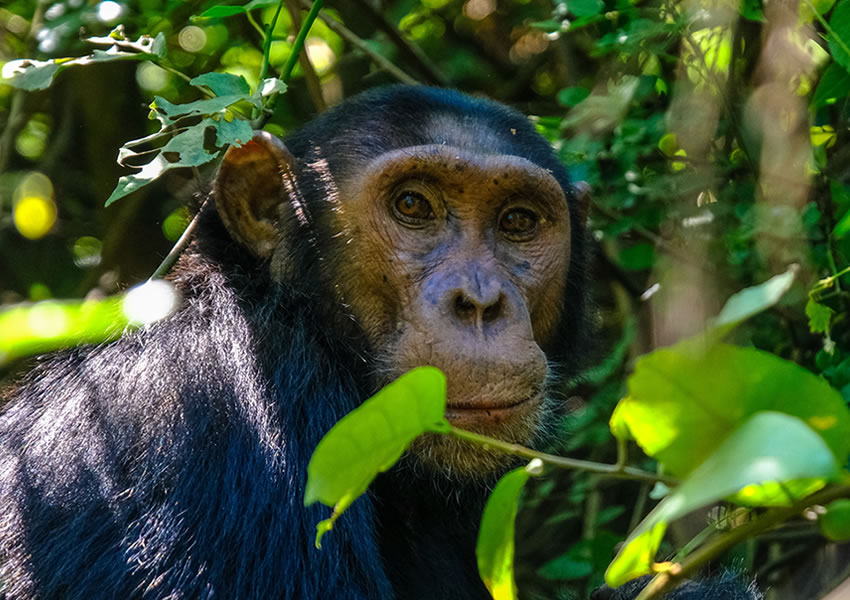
xmin=477 ymin=466 xmax=532 ymax=600
xmin=801 ymin=0 xmax=837 ymax=22
xmin=811 ymin=125 xmax=838 ymax=148
xmin=709 ymin=266 xmax=797 ymax=332
xmin=0 ymin=281 xmax=179 ymax=365
xmin=1 ymin=31 xmax=165 ymax=91
xmin=606 ymin=412 xmax=839 ymax=587
xmin=305 ymin=367 xmax=449 ymax=546
xmin=257 ymin=77 xmax=288 ymax=97
xmin=610 ymin=342 xmax=850 ymax=477
xmin=658 ymin=132 xmax=678 ymax=157
xmin=806 ymin=298 xmax=834 ymax=334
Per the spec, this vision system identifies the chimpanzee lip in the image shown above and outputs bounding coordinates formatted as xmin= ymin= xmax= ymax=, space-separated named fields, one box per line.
xmin=445 ymin=391 xmax=543 ymax=415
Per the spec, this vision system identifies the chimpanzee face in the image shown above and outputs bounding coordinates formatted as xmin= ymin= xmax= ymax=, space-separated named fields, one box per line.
xmin=215 ymin=110 xmax=580 ymax=476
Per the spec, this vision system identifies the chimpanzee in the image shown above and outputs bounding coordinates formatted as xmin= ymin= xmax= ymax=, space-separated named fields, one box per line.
xmin=0 ymin=86 xmax=757 ymax=599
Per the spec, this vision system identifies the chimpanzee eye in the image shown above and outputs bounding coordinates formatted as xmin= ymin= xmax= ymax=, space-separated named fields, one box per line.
xmin=393 ymin=191 xmax=434 ymax=225
xmin=500 ymin=207 xmax=539 ymax=241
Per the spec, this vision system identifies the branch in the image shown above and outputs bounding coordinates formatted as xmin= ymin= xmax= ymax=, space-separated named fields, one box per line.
xmin=447 ymin=425 xmax=677 ymax=486
xmin=297 ymin=0 xmax=419 ymax=85
xmin=344 ymin=0 xmax=448 ymax=86
xmin=635 ymin=482 xmax=850 ymax=600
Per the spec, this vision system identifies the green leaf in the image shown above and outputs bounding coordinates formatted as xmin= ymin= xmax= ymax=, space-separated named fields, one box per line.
xmin=570 ymin=0 xmax=605 ymax=17
xmin=1 ymin=60 xmax=62 ymax=91
xmin=197 ymin=5 xmax=247 ymax=18
xmin=152 ymin=95 xmax=245 ymax=124
xmin=806 ymin=298 xmax=834 ymax=334
xmin=606 ymin=412 xmax=839 ymax=587
xmin=604 ymin=521 xmax=666 ymax=587
xmin=801 ymin=0 xmax=836 ymax=22
xmin=618 ymin=242 xmax=655 ymax=271
xmin=1 ymin=32 xmax=165 ymax=91
xmin=814 ymin=63 xmax=850 ymax=107
xmin=709 ymin=266 xmax=797 ymax=332
xmin=212 ymin=118 xmax=254 ymax=148
xmin=87 ymin=29 xmax=167 ymax=58
xmin=0 ymin=281 xmax=178 ymax=364
xmin=244 ymin=0 xmax=282 ymax=9
xmin=476 ymin=466 xmax=532 ymax=600
xmin=106 ymin=154 xmax=178 ymax=206
xmin=537 ymin=552 xmax=593 ymax=581
xmin=557 ymin=87 xmax=591 ymax=107
xmin=611 ymin=342 xmax=850 ymax=478
xmin=106 ymin=119 xmax=227 ymax=206
xmin=820 ymin=498 xmax=850 ymax=541
xmin=257 ymin=77 xmax=288 ymax=98
xmin=833 ymin=205 xmax=850 ymax=239
xmin=305 ymin=367 xmax=449 ymax=545
xmin=190 ymin=72 xmax=251 ymax=97
xmin=829 ymin=0 xmax=850 ymax=73
xmin=658 ymin=132 xmax=678 ymax=157
xmin=741 ymin=0 xmax=765 ymax=21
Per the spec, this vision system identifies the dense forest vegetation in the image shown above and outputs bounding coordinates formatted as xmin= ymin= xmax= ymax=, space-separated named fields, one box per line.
xmin=3 ymin=0 xmax=850 ymax=598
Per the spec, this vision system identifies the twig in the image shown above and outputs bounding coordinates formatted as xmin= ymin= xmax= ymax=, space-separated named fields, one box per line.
xmin=345 ymin=0 xmax=447 ymax=86
xmin=261 ymin=1 xmax=287 ymax=83
xmin=0 ymin=91 xmax=29 ymax=174
xmin=447 ymin=425 xmax=678 ymax=486
xmin=297 ymin=0 xmax=419 ymax=85
xmin=149 ymin=198 xmax=208 ymax=281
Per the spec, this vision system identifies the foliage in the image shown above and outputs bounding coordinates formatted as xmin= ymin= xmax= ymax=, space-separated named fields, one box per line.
xmin=3 ymin=0 xmax=850 ymax=598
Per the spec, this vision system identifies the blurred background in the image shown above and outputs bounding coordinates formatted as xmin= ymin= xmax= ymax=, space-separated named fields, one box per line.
xmin=2 ymin=0 xmax=850 ymax=598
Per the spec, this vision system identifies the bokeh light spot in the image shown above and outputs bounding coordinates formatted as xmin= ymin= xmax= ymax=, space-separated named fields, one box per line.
xmin=96 ymin=1 xmax=123 ymax=23
xmin=136 ymin=62 xmax=170 ymax=92
xmin=73 ymin=236 xmax=103 ymax=269
xmin=179 ymin=26 xmax=207 ymax=53
xmin=123 ymin=280 xmax=180 ymax=326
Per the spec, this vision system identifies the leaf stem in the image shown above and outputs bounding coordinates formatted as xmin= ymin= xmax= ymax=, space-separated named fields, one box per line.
xmin=259 ymin=1 xmax=286 ymax=87
xmin=245 ymin=10 xmax=267 ymax=39
xmin=280 ymin=0 xmax=323 ymax=83
xmin=447 ymin=426 xmax=677 ymax=485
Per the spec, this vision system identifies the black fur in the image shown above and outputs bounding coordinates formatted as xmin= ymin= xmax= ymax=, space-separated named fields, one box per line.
xmin=0 ymin=86 xmax=753 ymax=600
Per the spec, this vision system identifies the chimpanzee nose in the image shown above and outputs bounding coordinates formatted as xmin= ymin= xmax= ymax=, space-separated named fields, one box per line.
xmin=452 ymin=290 xmax=505 ymax=325
xmin=444 ymin=267 xmax=509 ymax=330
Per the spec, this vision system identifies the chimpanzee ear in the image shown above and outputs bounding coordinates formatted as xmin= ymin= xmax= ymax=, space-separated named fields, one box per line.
xmin=573 ymin=181 xmax=591 ymax=225
xmin=214 ymin=131 xmax=296 ymax=258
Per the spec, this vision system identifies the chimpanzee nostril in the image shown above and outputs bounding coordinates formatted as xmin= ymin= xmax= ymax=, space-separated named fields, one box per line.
xmin=454 ymin=294 xmax=477 ymax=321
xmin=482 ymin=297 xmax=503 ymax=323
xmin=452 ymin=291 xmax=504 ymax=326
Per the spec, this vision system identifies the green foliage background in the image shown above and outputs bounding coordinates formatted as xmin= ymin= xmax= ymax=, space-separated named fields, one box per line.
xmin=3 ymin=0 xmax=850 ymax=598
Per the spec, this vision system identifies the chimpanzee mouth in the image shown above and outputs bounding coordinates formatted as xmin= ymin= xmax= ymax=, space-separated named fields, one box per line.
xmin=444 ymin=391 xmax=544 ymax=423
